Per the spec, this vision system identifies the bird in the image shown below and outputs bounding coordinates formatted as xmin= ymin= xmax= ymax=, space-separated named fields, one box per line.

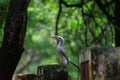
xmin=51 ymin=35 xmax=79 ymax=70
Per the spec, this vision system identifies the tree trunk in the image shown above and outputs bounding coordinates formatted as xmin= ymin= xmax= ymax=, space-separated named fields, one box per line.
xmin=115 ymin=0 xmax=120 ymax=47
xmin=0 ymin=0 xmax=30 ymax=80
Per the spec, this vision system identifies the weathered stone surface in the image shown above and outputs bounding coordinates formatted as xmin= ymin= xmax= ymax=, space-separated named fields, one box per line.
xmin=12 ymin=74 xmax=37 ymax=80
xmin=79 ymin=47 xmax=120 ymax=80
xmin=37 ymin=64 xmax=68 ymax=80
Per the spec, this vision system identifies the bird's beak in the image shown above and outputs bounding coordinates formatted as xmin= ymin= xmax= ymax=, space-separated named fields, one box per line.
xmin=51 ymin=36 xmax=57 ymax=39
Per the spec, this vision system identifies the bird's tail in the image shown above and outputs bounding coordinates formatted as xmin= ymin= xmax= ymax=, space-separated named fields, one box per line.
xmin=68 ymin=59 xmax=80 ymax=71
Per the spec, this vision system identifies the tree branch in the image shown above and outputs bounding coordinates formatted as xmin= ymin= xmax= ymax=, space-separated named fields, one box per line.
xmin=61 ymin=0 xmax=83 ymax=7
xmin=95 ymin=0 xmax=115 ymax=24
xmin=55 ymin=0 xmax=62 ymax=35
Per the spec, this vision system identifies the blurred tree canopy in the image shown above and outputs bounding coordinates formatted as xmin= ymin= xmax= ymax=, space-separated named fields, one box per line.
xmin=0 ymin=0 xmax=117 ymax=80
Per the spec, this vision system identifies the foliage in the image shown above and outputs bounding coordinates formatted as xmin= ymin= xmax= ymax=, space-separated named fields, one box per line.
xmin=0 ymin=0 xmax=115 ymax=80
xmin=0 ymin=0 xmax=9 ymax=45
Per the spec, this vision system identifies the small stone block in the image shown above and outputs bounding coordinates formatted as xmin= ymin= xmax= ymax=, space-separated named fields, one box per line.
xmin=37 ymin=64 xmax=68 ymax=80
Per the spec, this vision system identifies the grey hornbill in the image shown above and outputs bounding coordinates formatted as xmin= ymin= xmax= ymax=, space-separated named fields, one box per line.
xmin=52 ymin=35 xmax=79 ymax=70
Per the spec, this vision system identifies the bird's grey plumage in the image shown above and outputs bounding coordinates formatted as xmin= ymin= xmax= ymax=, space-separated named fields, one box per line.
xmin=52 ymin=36 xmax=70 ymax=64
xmin=57 ymin=44 xmax=70 ymax=64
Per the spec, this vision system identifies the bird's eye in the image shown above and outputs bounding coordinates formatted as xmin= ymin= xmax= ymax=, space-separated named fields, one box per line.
xmin=58 ymin=37 xmax=61 ymax=39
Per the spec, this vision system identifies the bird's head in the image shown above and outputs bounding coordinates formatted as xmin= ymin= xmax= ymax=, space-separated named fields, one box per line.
xmin=51 ymin=35 xmax=64 ymax=45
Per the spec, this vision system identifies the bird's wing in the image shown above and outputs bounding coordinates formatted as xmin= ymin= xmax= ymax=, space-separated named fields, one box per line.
xmin=59 ymin=47 xmax=80 ymax=70
xmin=58 ymin=46 xmax=69 ymax=61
